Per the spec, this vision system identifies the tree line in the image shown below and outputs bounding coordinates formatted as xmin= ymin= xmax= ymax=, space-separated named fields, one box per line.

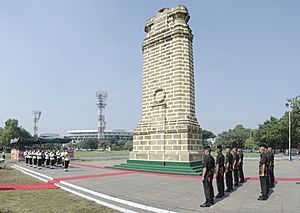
xmin=1 ymin=98 xmax=299 ymax=151
xmin=214 ymin=98 xmax=300 ymax=150
xmin=74 ymin=139 xmax=133 ymax=151
xmin=0 ymin=119 xmax=31 ymax=149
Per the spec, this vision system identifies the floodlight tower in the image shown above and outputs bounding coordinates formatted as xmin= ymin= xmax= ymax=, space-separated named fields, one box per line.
xmin=96 ymin=91 xmax=108 ymax=140
xmin=32 ymin=110 xmax=42 ymax=137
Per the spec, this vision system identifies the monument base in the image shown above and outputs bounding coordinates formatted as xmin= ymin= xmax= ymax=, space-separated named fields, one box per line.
xmin=107 ymin=160 xmax=202 ymax=176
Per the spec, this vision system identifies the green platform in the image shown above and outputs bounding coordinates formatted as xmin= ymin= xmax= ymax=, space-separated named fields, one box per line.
xmin=107 ymin=160 xmax=202 ymax=176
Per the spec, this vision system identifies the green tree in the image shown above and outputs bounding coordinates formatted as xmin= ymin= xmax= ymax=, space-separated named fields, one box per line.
xmin=0 ymin=119 xmax=32 ymax=148
xmin=77 ymin=139 xmax=98 ymax=150
xmin=98 ymin=140 xmax=111 ymax=151
xmin=202 ymin=130 xmax=216 ymax=140
xmin=253 ymin=98 xmax=300 ymax=150
xmin=254 ymin=117 xmax=282 ymax=148
xmin=215 ymin=124 xmax=251 ymax=148
xmin=202 ymin=130 xmax=216 ymax=147
xmin=124 ymin=141 xmax=133 ymax=151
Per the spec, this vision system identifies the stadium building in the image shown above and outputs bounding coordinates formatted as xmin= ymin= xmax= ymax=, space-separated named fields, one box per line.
xmin=67 ymin=129 xmax=133 ymax=142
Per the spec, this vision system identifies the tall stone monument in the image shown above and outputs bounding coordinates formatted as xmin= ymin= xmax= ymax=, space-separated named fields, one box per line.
xmin=111 ymin=5 xmax=203 ymax=175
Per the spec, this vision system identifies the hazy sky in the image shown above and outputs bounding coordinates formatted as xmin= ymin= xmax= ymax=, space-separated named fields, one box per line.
xmin=0 ymin=0 xmax=299 ymax=135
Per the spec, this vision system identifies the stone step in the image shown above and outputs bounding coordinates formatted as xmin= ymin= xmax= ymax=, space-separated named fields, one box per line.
xmin=117 ymin=163 xmax=202 ymax=172
xmin=107 ymin=165 xmax=202 ymax=176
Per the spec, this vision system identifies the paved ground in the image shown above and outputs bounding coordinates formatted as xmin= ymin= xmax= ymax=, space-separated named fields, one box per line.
xmin=14 ymin=159 xmax=300 ymax=213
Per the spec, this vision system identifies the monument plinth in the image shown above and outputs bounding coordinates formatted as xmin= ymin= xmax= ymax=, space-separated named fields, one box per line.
xmin=110 ymin=5 xmax=203 ymax=175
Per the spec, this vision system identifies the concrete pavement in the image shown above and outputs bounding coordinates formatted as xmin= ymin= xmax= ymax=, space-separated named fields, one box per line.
xmin=14 ymin=159 xmax=300 ymax=213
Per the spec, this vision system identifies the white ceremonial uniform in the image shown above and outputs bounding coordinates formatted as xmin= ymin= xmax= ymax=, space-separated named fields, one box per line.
xmin=23 ymin=151 xmax=28 ymax=166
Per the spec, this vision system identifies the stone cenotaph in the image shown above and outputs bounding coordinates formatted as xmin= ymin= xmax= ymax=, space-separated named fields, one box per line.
xmin=111 ymin=5 xmax=203 ymax=175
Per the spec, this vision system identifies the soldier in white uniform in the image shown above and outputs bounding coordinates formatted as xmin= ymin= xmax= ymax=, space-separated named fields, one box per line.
xmin=23 ymin=150 xmax=29 ymax=166
xmin=32 ymin=150 xmax=37 ymax=168
xmin=41 ymin=150 xmax=45 ymax=167
xmin=62 ymin=149 xmax=70 ymax=172
xmin=50 ymin=150 xmax=55 ymax=169
xmin=56 ymin=150 xmax=61 ymax=167
xmin=28 ymin=150 xmax=33 ymax=167
xmin=60 ymin=151 xmax=65 ymax=167
xmin=37 ymin=149 xmax=43 ymax=169
xmin=0 ymin=151 xmax=6 ymax=169
xmin=45 ymin=150 xmax=50 ymax=168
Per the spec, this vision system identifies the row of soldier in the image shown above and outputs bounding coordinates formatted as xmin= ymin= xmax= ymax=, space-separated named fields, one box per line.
xmin=23 ymin=149 xmax=71 ymax=172
xmin=201 ymin=144 xmax=275 ymax=207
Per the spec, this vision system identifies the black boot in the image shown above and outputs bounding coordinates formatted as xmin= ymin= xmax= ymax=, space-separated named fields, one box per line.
xmin=215 ymin=193 xmax=223 ymax=198
xmin=200 ymin=202 xmax=211 ymax=207
xmin=257 ymin=195 xmax=267 ymax=201
xmin=225 ymin=188 xmax=232 ymax=192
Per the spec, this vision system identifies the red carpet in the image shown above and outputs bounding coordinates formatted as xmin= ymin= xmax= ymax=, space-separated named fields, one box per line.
xmin=70 ymin=162 xmax=114 ymax=170
xmin=51 ymin=171 xmax=136 ymax=182
xmin=0 ymin=183 xmax=59 ymax=191
xmin=71 ymin=162 xmax=300 ymax=181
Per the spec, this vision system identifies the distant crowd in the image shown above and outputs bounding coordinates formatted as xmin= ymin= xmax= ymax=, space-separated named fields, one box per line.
xmin=23 ymin=149 xmax=71 ymax=171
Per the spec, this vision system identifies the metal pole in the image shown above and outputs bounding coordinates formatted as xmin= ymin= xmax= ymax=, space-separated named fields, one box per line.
xmin=286 ymin=95 xmax=300 ymax=161
xmin=288 ymin=107 xmax=292 ymax=161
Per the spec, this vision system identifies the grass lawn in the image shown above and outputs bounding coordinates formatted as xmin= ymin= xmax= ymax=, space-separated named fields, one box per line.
xmin=0 ymin=166 xmax=118 ymax=213
xmin=0 ymin=167 xmax=40 ymax=184
xmin=74 ymin=150 xmax=129 ymax=158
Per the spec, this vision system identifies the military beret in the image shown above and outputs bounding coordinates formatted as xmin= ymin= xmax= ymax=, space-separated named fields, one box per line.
xmin=259 ymin=143 xmax=267 ymax=148
xmin=204 ymin=145 xmax=211 ymax=150
xmin=216 ymin=145 xmax=222 ymax=149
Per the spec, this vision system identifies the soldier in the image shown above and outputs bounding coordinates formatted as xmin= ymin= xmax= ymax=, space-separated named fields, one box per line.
xmin=232 ymin=147 xmax=240 ymax=187
xmin=225 ymin=145 xmax=233 ymax=192
xmin=56 ymin=149 xmax=61 ymax=167
xmin=258 ymin=144 xmax=269 ymax=201
xmin=200 ymin=145 xmax=215 ymax=208
xmin=1 ymin=150 xmax=5 ymax=160
xmin=23 ymin=149 xmax=29 ymax=166
xmin=28 ymin=150 xmax=33 ymax=167
xmin=62 ymin=148 xmax=70 ymax=172
xmin=50 ymin=150 xmax=56 ymax=169
xmin=45 ymin=150 xmax=50 ymax=168
xmin=1 ymin=150 xmax=6 ymax=169
xmin=60 ymin=150 xmax=65 ymax=167
xmin=267 ymin=145 xmax=275 ymax=188
xmin=37 ymin=149 xmax=43 ymax=169
xmin=53 ymin=149 xmax=57 ymax=166
xmin=215 ymin=145 xmax=225 ymax=198
xmin=32 ymin=149 xmax=37 ymax=168
xmin=41 ymin=149 xmax=45 ymax=167
xmin=237 ymin=148 xmax=245 ymax=183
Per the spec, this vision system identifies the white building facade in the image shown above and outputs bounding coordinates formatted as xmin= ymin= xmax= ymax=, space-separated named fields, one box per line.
xmin=67 ymin=129 xmax=133 ymax=142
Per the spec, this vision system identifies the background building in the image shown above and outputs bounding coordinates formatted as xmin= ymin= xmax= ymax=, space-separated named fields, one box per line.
xmin=67 ymin=129 xmax=133 ymax=142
